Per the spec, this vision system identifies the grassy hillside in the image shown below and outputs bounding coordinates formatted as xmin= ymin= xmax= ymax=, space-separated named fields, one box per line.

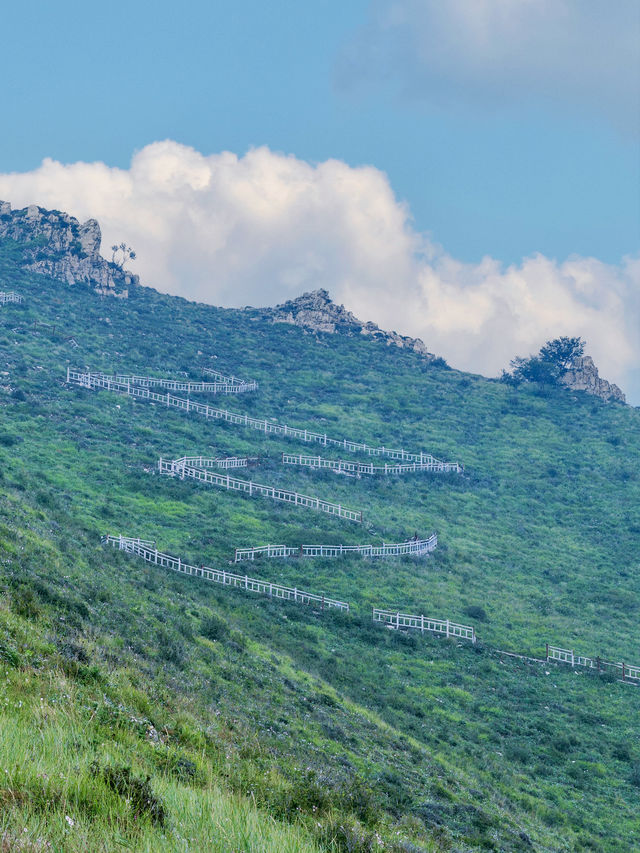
xmin=1 ymin=237 xmax=639 ymax=851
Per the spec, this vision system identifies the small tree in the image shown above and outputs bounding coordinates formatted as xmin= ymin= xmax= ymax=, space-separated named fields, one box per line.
xmin=502 ymin=336 xmax=586 ymax=389
xmin=539 ymin=336 xmax=585 ymax=372
xmin=111 ymin=243 xmax=136 ymax=270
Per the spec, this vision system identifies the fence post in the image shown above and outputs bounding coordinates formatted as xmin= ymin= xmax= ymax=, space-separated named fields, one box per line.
xmin=421 ymin=614 xmax=424 ymax=634
xmin=245 ymin=575 xmax=248 ymax=590
xmin=226 ymin=473 xmax=230 ymax=490
xmin=571 ymin=649 xmax=575 ymax=667
xmin=178 ymin=557 xmax=181 ymax=572
xmin=622 ymin=662 xmax=626 ymax=681
xmin=322 ymin=594 xmax=325 ymax=612
xmin=222 ymin=569 xmax=226 ymax=584
xmin=597 ymin=656 xmax=601 ymax=672
xmin=294 ymin=587 xmax=297 ymax=602
xmin=545 ymin=643 xmax=549 ymax=661
xmin=155 ymin=549 xmax=158 ymax=564
xmin=446 ymin=619 xmax=450 ymax=638
xmin=396 ymin=612 xmax=400 ymax=630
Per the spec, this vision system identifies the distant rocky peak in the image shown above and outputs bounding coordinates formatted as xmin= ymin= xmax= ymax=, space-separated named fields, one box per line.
xmin=560 ymin=355 xmax=625 ymax=403
xmin=257 ymin=288 xmax=436 ymax=361
xmin=0 ymin=201 xmax=136 ymax=297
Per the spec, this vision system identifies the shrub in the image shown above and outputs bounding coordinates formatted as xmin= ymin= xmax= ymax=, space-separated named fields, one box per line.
xmin=199 ymin=613 xmax=228 ymax=641
xmin=91 ymin=762 xmax=166 ymax=826
xmin=463 ymin=605 xmax=487 ymax=622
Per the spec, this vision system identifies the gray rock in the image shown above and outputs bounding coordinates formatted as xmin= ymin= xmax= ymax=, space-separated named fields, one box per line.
xmin=0 ymin=200 xmax=135 ymax=297
xmin=257 ymin=288 xmax=436 ymax=361
xmin=560 ymin=356 xmax=626 ymax=403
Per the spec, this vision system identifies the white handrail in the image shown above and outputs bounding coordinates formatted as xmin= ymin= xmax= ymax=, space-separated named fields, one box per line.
xmin=102 ymin=534 xmax=349 ymax=611
xmin=282 ymin=453 xmax=461 ymax=475
xmin=66 ymin=368 xmax=461 ymax=465
xmin=372 ymin=607 xmax=476 ymax=643
xmin=235 ymin=534 xmax=437 ymax=562
xmin=546 ymin=644 xmax=640 ymax=682
xmin=0 ymin=291 xmax=23 ymax=304
xmin=158 ymin=456 xmax=363 ymax=522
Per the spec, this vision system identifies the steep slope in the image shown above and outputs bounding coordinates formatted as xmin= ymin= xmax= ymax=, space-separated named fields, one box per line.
xmin=0 ymin=232 xmax=639 ymax=851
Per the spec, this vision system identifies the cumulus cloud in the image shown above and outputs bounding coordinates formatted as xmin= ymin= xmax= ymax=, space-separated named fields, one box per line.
xmin=337 ymin=0 xmax=640 ymax=134
xmin=0 ymin=140 xmax=638 ymax=402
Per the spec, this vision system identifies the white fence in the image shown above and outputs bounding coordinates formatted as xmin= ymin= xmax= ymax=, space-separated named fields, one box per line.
xmin=66 ymin=367 xmax=460 ymax=465
xmin=0 ymin=291 xmax=23 ymax=304
xmin=66 ymin=368 xmax=256 ymax=395
xmin=158 ymin=456 xmax=363 ymax=522
xmin=101 ymin=534 xmax=349 ymax=611
xmin=202 ymin=367 xmax=256 ymax=389
xmin=546 ymin=644 xmax=640 ymax=683
xmin=283 ymin=453 xmax=462 ymax=475
xmin=373 ymin=608 xmax=476 ymax=643
xmin=171 ymin=455 xmax=257 ymax=470
xmin=234 ymin=534 xmax=437 ymax=562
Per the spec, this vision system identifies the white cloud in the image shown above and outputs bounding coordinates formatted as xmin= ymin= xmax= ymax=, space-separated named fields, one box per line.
xmin=0 ymin=140 xmax=638 ymax=402
xmin=337 ymin=0 xmax=640 ymax=134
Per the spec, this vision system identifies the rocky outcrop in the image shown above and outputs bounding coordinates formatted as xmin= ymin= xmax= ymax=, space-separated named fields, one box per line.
xmin=257 ymin=289 xmax=435 ymax=360
xmin=560 ymin=356 xmax=626 ymax=403
xmin=0 ymin=201 xmax=136 ymax=296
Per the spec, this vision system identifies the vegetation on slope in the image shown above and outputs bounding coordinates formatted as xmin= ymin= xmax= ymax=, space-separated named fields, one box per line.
xmin=0 ymin=238 xmax=639 ymax=851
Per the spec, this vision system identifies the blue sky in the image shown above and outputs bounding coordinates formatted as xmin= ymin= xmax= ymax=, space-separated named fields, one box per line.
xmin=1 ymin=1 xmax=639 ymax=401
xmin=3 ymin=0 xmax=638 ymax=265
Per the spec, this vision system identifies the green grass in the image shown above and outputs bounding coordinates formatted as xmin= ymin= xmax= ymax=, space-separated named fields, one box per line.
xmin=0 ymin=237 xmax=639 ymax=850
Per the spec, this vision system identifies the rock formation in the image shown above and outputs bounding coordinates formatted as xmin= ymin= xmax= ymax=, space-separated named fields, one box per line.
xmin=256 ymin=289 xmax=436 ymax=360
xmin=0 ymin=201 xmax=136 ymax=296
xmin=560 ymin=356 xmax=625 ymax=403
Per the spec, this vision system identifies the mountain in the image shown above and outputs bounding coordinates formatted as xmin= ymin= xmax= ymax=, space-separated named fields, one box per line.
xmin=0 ymin=211 xmax=639 ymax=852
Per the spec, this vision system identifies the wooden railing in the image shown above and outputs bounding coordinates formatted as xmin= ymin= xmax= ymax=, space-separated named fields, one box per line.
xmin=101 ymin=534 xmax=349 ymax=611
xmin=546 ymin=645 xmax=640 ymax=683
xmin=234 ymin=534 xmax=437 ymax=562
xmin=373 ymin=608 xmax=476 ymax=643
xmin=282 ymin=453 xmax=462 ymax=475
xmin=66 ymin=367 xmax=460 ymax=465
xmin=0 ymin=291 xmax=23 ymax=304
xmin=158 ymin=457 xmax=363 ymax=522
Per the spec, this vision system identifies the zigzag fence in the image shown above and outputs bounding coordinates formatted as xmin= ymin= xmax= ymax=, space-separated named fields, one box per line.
xmin=283 ymin=453 xmax=462 ymax=475
xmin=234 ymin=534 xmax=437 ymax=562
xmin=98 ymin=538 xmax=640 ymax=685
xmin=101 ymin=534 xmax=349 ymax=611
xmin=546 ymin=645 xmax=640 ymax=683
xmin=158 ymin=456 xmax=363 ymax=522
xmin=202 ymin=367 xmax=256 ymax=389
xmin=0 ymin=291 xmax=23 ymax=305
xmin=66 ymin=367 xmax=460 ymax=466
xmin=66 ymin=368 xmax=257 ymax=395
xmin=373 ymin=608 xmax=476 ymax=643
